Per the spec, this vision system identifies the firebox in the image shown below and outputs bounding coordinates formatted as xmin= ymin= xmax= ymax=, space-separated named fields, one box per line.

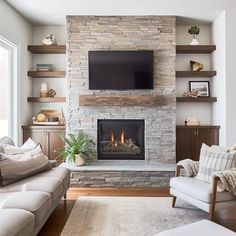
xmin=97 ymin=119 xmax=145 ymax=160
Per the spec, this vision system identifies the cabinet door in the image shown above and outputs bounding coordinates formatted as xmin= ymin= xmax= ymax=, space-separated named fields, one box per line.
xmin=176 ymin=129 xmax=195 ymax=162
xmin=48 ymin=130 xmax=65 ymax=161
xmin=196 ymin=129 xmax=219 ymax=158
xmin=23 ymin=129 xmax=48 ymax=155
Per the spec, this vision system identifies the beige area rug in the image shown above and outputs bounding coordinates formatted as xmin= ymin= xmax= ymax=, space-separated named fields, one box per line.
xmin=61 ymin=197 xmax=207 ymax=236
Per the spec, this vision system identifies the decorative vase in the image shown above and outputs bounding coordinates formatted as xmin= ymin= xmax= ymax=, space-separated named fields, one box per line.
xmin=190 ymin=37 xmax=199 ymax=45
xmin=75 ymin=154 xmax=85 ymax=166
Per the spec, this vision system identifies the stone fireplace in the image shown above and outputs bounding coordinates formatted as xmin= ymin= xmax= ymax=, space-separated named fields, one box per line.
xmin=66 ymin=16 xmax=176 ymax=164
xmin=97 ymin=119 xmax=145 ymax=160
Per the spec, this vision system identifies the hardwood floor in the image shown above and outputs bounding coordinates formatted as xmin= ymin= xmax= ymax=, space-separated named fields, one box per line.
xmin=38 ymin=187 xmax=236 ymax=235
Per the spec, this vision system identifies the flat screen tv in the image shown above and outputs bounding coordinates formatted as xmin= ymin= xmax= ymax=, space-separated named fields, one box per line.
xmin=88 ymin=50 xmax=153 ymax=90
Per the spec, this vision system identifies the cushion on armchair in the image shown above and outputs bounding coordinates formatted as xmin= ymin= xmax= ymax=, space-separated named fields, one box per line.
xmin=196 ymin=143 xmax=236 ymax=183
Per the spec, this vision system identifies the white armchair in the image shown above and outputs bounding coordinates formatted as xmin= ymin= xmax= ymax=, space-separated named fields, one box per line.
xmin=170 ymin=163 xmax=236 ymax=221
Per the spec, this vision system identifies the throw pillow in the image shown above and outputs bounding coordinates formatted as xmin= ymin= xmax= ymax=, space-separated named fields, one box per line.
xmin=3 ymin=138 xmax=37 ymax=155
xmin=0 ymin=137 xmax=15 ymax=153
xmin=0 ymin=145 xmax=51 ymax=186
xmin=196 ymin=143 xmax=236 ymax=183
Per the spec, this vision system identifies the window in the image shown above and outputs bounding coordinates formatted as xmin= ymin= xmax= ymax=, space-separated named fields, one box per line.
xmin=0 ymin=37 xmax=18 ymax=141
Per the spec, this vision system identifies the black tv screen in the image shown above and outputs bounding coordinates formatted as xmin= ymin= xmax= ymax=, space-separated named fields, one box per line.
xmin=89 ymin=50 xmax=153 ymax=90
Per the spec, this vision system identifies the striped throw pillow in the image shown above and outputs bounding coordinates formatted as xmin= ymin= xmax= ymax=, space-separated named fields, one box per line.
xmin=196 ymin=143 xmax=236 ymax=183
xmin=0 ymin=145 xmax=51 ymax=186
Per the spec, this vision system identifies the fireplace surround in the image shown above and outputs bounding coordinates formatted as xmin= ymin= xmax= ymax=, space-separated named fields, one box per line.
xmin=67 ymin=16 xmax=176 ymax=163
xmin=98 ymin=119 xmax=145 ymax=160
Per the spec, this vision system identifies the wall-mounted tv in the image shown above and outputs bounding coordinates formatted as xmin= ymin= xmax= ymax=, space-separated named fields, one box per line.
xmin=88 ymin=50 xmax=153 ymax=90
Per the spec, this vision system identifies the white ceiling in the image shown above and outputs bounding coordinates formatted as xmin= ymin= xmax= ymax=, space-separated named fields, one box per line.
xmin=5 ymin=0 xmax=236 ymax=25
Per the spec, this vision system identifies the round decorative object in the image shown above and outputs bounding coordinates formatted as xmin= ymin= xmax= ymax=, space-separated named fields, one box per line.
xmin=42 ymin=34 xmax=57 ymax=46
xmin=36 ymin=113 xmax=47 ymax=122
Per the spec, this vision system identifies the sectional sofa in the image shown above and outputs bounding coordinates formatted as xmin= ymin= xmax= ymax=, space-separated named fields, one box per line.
xmin=0 ymin=137 xmax=70 ymax=236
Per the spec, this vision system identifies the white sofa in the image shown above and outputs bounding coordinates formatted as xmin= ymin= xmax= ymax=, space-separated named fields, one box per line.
xmin=0 ymin=137 xmax=70 ymax=236
xmin=157 ymin=219 xmax=236 ymax=236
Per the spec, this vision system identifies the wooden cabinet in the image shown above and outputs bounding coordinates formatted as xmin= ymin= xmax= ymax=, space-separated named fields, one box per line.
xmin=176 ymin=125 xmax=220 ymax=162
xmin=22 ymin=126 xmax=65 ymax=161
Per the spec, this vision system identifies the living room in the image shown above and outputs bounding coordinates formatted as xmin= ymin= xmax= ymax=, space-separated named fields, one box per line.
xmin=0 ymin=0 xmax=236 ymax=235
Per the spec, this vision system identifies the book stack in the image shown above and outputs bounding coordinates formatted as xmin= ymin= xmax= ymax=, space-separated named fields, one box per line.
xmin=36 ymin=64 xmax=54 ymax=71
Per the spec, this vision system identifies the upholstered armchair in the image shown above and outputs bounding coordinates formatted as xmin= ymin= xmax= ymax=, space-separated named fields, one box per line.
xmin=170 ymin=144 xmax=236 ymax=222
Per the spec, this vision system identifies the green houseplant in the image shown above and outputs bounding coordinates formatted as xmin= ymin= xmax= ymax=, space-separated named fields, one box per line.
xmin=188 ymin=25 xmax=200 ymax=45
xmin=58 ymin=131 xmax=95 ymax=166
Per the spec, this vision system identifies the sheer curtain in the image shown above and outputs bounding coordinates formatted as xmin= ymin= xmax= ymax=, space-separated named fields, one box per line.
xmin=0 ymin=37 xmax=17 ymax=140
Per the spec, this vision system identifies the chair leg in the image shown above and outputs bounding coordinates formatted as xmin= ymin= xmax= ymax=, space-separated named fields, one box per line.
xmin=172 ymin=196 xmax=177 ymax=207
xmin=209 ymin=176 xmax=219 ymax=222
xmin=64 ymin=192 xmax=67 ymax=200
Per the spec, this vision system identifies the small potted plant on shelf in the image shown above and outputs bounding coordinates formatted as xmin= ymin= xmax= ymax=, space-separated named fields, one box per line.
xmin=58 ymin=131 xmax=95 ymax=166
xmin=188 ymin=25 xmax=200 ymax=45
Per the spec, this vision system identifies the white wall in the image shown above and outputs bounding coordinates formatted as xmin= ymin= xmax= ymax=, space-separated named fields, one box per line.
xmin=212 ymin=12 xmax=226 ymax=145
xmin=176 ymin=25 xmax=213 ymax=125
xmin=0 ymin=1 xmax=32 ymax=144
xmin=225 ymin=8 xmax=236 ymax=145
xmin=32 ymin=26 xmax=66 ymax=116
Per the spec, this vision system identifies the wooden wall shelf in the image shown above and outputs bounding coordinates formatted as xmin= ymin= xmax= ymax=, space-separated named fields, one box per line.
xmin=176 ymin=71 xmax=216 ymax=77
xmin=176 ymin=45 xmax=216 ymax=54
xmin=27 ymin=97 xmax=66 ymax=103
xmin=28 ymin=45 xmax=66 ymax=54
xmin=79 ymin=95 xmax=175 ymax=107
xmin=28 ymin=71 xmax=66 ymax=78
xmin=176 ymin=97 xmax=217 ymax=102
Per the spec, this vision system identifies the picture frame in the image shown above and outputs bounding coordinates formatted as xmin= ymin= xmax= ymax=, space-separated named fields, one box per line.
xmin=189 ymin=81 xmax=210 ymax=97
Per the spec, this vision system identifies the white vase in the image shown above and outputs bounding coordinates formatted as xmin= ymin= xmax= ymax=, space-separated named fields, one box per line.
xmin=75 ymin=154 xmax=85 ymax=166
xmin=190 ymin=38 xmax=199 ymax=45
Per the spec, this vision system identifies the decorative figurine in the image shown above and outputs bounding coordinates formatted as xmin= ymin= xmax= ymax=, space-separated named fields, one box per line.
xmin=42 ymin=34 xmax=57 ymax=45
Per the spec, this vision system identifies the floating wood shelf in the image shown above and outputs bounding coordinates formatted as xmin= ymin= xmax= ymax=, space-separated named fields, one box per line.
xmin=176 ymin=97 xmax=217 ymax=102
xmin=79 ymin=95 xmax=175 ymax=107
xmin=176 ymin=71 xmax=216 ymax=77
xmin=27 ymin=97 xmax=66 ymax=103
xmin=27 ymin=71 xmax=66 ymax=78
xmin=176 ymin=45 xmax=216 ymax=54
xmin=28 ymin=45 xmax=66 ymax=54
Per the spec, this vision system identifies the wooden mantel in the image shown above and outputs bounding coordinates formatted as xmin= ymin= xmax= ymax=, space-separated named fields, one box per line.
xmin=79 ymin=95 xmax=175 ymax=107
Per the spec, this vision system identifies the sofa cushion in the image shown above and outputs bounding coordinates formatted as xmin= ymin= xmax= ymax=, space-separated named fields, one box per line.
xmin=170 ymin=176 xmax=236 ymax=203
xmin=0 ymin=191 xmax=51 ymax=226
xmin=36 ymin=167 xmax=70 ymax=191
xmin=0 ymin=209 xmax=34 ymax=236
xmin=0 ymin=176 xmax=64 ymax=202
xmin=196 ymin=143 xmax=236 ymax=183
xmin=0 ymin=145 xmax=51 ymax=186
xmin=3 ymin=138 xmax=37 ymax=155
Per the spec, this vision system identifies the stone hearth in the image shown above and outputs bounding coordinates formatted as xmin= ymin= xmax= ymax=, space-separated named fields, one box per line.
xmin=60 ymin=162 xmax=175 ymax=187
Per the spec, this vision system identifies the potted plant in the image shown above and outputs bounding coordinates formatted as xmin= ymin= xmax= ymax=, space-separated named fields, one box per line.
xmin=188 ymin=25 xmax=200 ymax=45
xmin=58 ymin=131 xmax=95 ymax=166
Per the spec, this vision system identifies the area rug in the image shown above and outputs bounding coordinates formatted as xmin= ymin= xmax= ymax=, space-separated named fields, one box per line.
xmin=61 ymin=197 xmax=207 ymax=236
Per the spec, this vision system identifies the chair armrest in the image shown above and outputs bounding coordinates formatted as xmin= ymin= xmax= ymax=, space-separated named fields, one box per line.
xmin=49 ymin=160 xmax=57 ymax=168
xmin=175 ymin=165 xmax=184 ymax=177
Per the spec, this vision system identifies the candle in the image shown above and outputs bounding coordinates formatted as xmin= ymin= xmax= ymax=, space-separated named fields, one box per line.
xmin=41 ymin=82 xmax=48 ymax=91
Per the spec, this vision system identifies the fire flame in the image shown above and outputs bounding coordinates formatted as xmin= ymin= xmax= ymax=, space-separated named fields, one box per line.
xmin=110 ymin=130 xmax=125 ymax=144
xmin=121 ymin=130 xmax=125 ymax=143
xmin=111 ymin=132 xmax=114 ymax=142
